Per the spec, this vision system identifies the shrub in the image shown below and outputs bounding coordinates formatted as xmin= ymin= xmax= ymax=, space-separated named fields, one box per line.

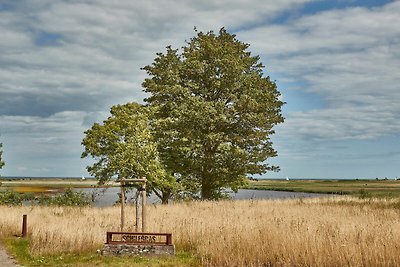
xmin=0 ymin=189 xmax=91 ymax=206
xmin=0 ymin=190 xmax=24 ymax=205
xmin=37 ymin=188 xmax=91 ymax=206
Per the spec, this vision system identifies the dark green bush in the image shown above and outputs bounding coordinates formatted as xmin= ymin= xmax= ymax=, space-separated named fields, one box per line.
xmin=36 ymin=188 xmax=91 ymax=206
xmin=0 ymin=189 xmax=91 ymax=206
xmin=0 ymin=190 xmax=24 ymax=205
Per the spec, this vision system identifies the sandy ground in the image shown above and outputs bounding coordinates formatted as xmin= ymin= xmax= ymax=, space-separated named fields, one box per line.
xmin=0 ymin=244 xmax=22 ymax=267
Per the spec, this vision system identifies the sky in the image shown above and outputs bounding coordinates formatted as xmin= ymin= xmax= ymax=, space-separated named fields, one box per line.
xmin=0 ymin=0 xmax=399 ymax=179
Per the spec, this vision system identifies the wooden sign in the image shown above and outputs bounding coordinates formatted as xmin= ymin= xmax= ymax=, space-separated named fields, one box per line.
xmin=106 ymin=232 xmax=172 ymax=246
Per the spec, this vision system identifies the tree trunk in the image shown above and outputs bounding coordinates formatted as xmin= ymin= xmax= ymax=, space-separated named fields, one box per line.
xmin=201 ymin=144 xmax=216 ymax=200
xmin=201 ymin=177 xmax=213 ymax=200
xmin=161 ymin=193 xmax=170 ymax=204
xmin=154 ymin=189 xmax=172 ymax=204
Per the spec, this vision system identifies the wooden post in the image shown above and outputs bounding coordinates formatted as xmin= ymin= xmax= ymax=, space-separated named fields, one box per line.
xmin=142 ymin=180 xmax=147 ymax=232
xmin=166 ymin=233 xmax=172 ymax=245
xmin=21 ymin=214 xmax=27 ymax=237
xmin=135 ymin=191 xmax=139 ymax=232
xmin=118 ymin=178 xmax=147 ymax=232
xmin=120 ymin=186 xmax=125 ymax=231
xmin=106 ymin=232 xmax=112 ymax=244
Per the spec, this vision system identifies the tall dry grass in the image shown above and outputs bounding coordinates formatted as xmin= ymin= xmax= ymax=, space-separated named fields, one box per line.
xmin=1 ymin=197 xmax=400 ymax=266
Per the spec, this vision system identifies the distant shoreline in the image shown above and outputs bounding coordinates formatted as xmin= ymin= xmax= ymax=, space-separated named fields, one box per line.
xmin=0 ymin=176 xmax=96 ymax=180
xmin=2 ymin=177 xmax=399 ymax=198
xmin=244 ymin=179 xmax=400 ymax=198
xmin=2 ymin=176 xmax=398 ymax=181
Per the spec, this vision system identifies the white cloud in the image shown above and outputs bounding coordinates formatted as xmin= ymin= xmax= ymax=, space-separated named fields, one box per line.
xmin=0 ymin=0 xmax=317 ymax=118
xmin=0 ymin=111 xmax=95 ymax=176
xmin=240 ymin=1 xmax=400 ymax=140
xmin=1 ymin=0 xmax=399 ymax=177
xmin=281 ymin=105 xmax=400 ymax=141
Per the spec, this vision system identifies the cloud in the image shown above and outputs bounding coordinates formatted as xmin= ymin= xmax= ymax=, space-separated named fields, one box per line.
xmin=0 ymin=111 xmax=94 ymax=176
xmin=1 ymin=0 xmax=399 ymax=177
xmin=239 ymin=1 xmax=400 ymax=140
xmin=282 ymin=106 xmax=400 ymax=141
xmin=0 ymin=0 xmax=318 ymax=119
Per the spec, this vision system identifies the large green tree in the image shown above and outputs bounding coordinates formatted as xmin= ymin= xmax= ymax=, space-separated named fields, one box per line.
xmin=81 ymin=102 xmax=178 ymax=204
xmin=142 ymin=28 xmax=284 ymax=200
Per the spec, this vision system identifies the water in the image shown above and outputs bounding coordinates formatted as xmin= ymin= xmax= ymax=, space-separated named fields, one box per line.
xmin=230 ymin=189 xmax=325 ymax=200
xmin=76 ymin=187 xmax=326 ymax=207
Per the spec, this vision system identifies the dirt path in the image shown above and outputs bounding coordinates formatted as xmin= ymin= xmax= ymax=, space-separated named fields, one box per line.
xmin=0 ymin=245 xmax=23 ymax=267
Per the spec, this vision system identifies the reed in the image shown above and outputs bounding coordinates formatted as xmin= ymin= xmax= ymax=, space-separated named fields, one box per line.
xmin=1 ymin=196 xmax=400 ymax=266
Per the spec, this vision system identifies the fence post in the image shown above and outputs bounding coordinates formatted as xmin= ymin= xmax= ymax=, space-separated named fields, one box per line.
xmin=22 ymin=214 xmax=27 ymax=237
xmin=142 ymin=180 xmax=146 ymax=233
xmin=120 ymin=186 xmax=125 ymax=231
xmin=135 ymin=191 xmax=140 ymax=232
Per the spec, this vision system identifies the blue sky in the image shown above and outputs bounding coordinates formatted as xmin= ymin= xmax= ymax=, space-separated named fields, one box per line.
xmin=0 ymin=0 xmax=399 ymax=179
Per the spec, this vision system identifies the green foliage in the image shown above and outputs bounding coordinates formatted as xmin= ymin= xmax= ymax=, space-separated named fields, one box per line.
xmin=81 ymin=102 xmax=179 ymax=204
xmin=0 ymin=189 xmax=90 ymax=206
xmin=0 ymin=190 xmax=25 ymax=205
xmin=142 ymin=28 xmax=284 ymax=199
xmin=0 ymin=142 xmax=4 ymax=171
xmin=0 ymin=191 xmax=35 ymax=205
xmin=37 ymin=188 xmax=91 ymax=206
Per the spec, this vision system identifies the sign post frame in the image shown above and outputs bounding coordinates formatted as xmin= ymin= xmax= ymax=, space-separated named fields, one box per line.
xmin=103 ymin=178 xmax=175 ymax=256
xmin=119 ymin=178 xmax=147 ymax=232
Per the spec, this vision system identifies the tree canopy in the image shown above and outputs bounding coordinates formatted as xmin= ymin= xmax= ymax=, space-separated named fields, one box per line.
xmin=142 ymin=28 xmax=284 ymax=199
xmin=82 ymin=28 xmax=284 ymax=201
xmin=81 ymin=102 xmax=178 ymax=204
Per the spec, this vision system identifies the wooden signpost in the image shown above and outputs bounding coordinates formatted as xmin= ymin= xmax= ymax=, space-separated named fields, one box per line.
xmin=119 ymin=178 xmax=147 ymax=232
xmin=102 ymin=177 xmax=175 ymax=256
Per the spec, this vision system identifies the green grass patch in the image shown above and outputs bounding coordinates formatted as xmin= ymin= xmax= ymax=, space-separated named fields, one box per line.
xmin=3 ymin=238 xmax=199 ymax=267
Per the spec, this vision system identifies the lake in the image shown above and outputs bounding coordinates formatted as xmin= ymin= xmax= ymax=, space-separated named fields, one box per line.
xmin=76 ymin=187 xmax=326 ymax=207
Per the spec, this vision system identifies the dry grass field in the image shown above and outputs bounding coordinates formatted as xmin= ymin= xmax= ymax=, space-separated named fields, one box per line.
xmin=1 ymin=197 xmax=400 ymax=266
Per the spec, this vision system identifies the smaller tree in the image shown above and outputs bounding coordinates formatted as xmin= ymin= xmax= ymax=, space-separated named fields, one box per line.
xmin=81 ymin=102 xmax=179 ymax=204
xmin=0 ymin=142 xmax=4 ymax=171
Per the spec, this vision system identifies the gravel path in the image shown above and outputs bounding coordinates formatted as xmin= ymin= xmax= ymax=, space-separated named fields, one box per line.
xmin=0 ymin=244 xmax=23 ymax=267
